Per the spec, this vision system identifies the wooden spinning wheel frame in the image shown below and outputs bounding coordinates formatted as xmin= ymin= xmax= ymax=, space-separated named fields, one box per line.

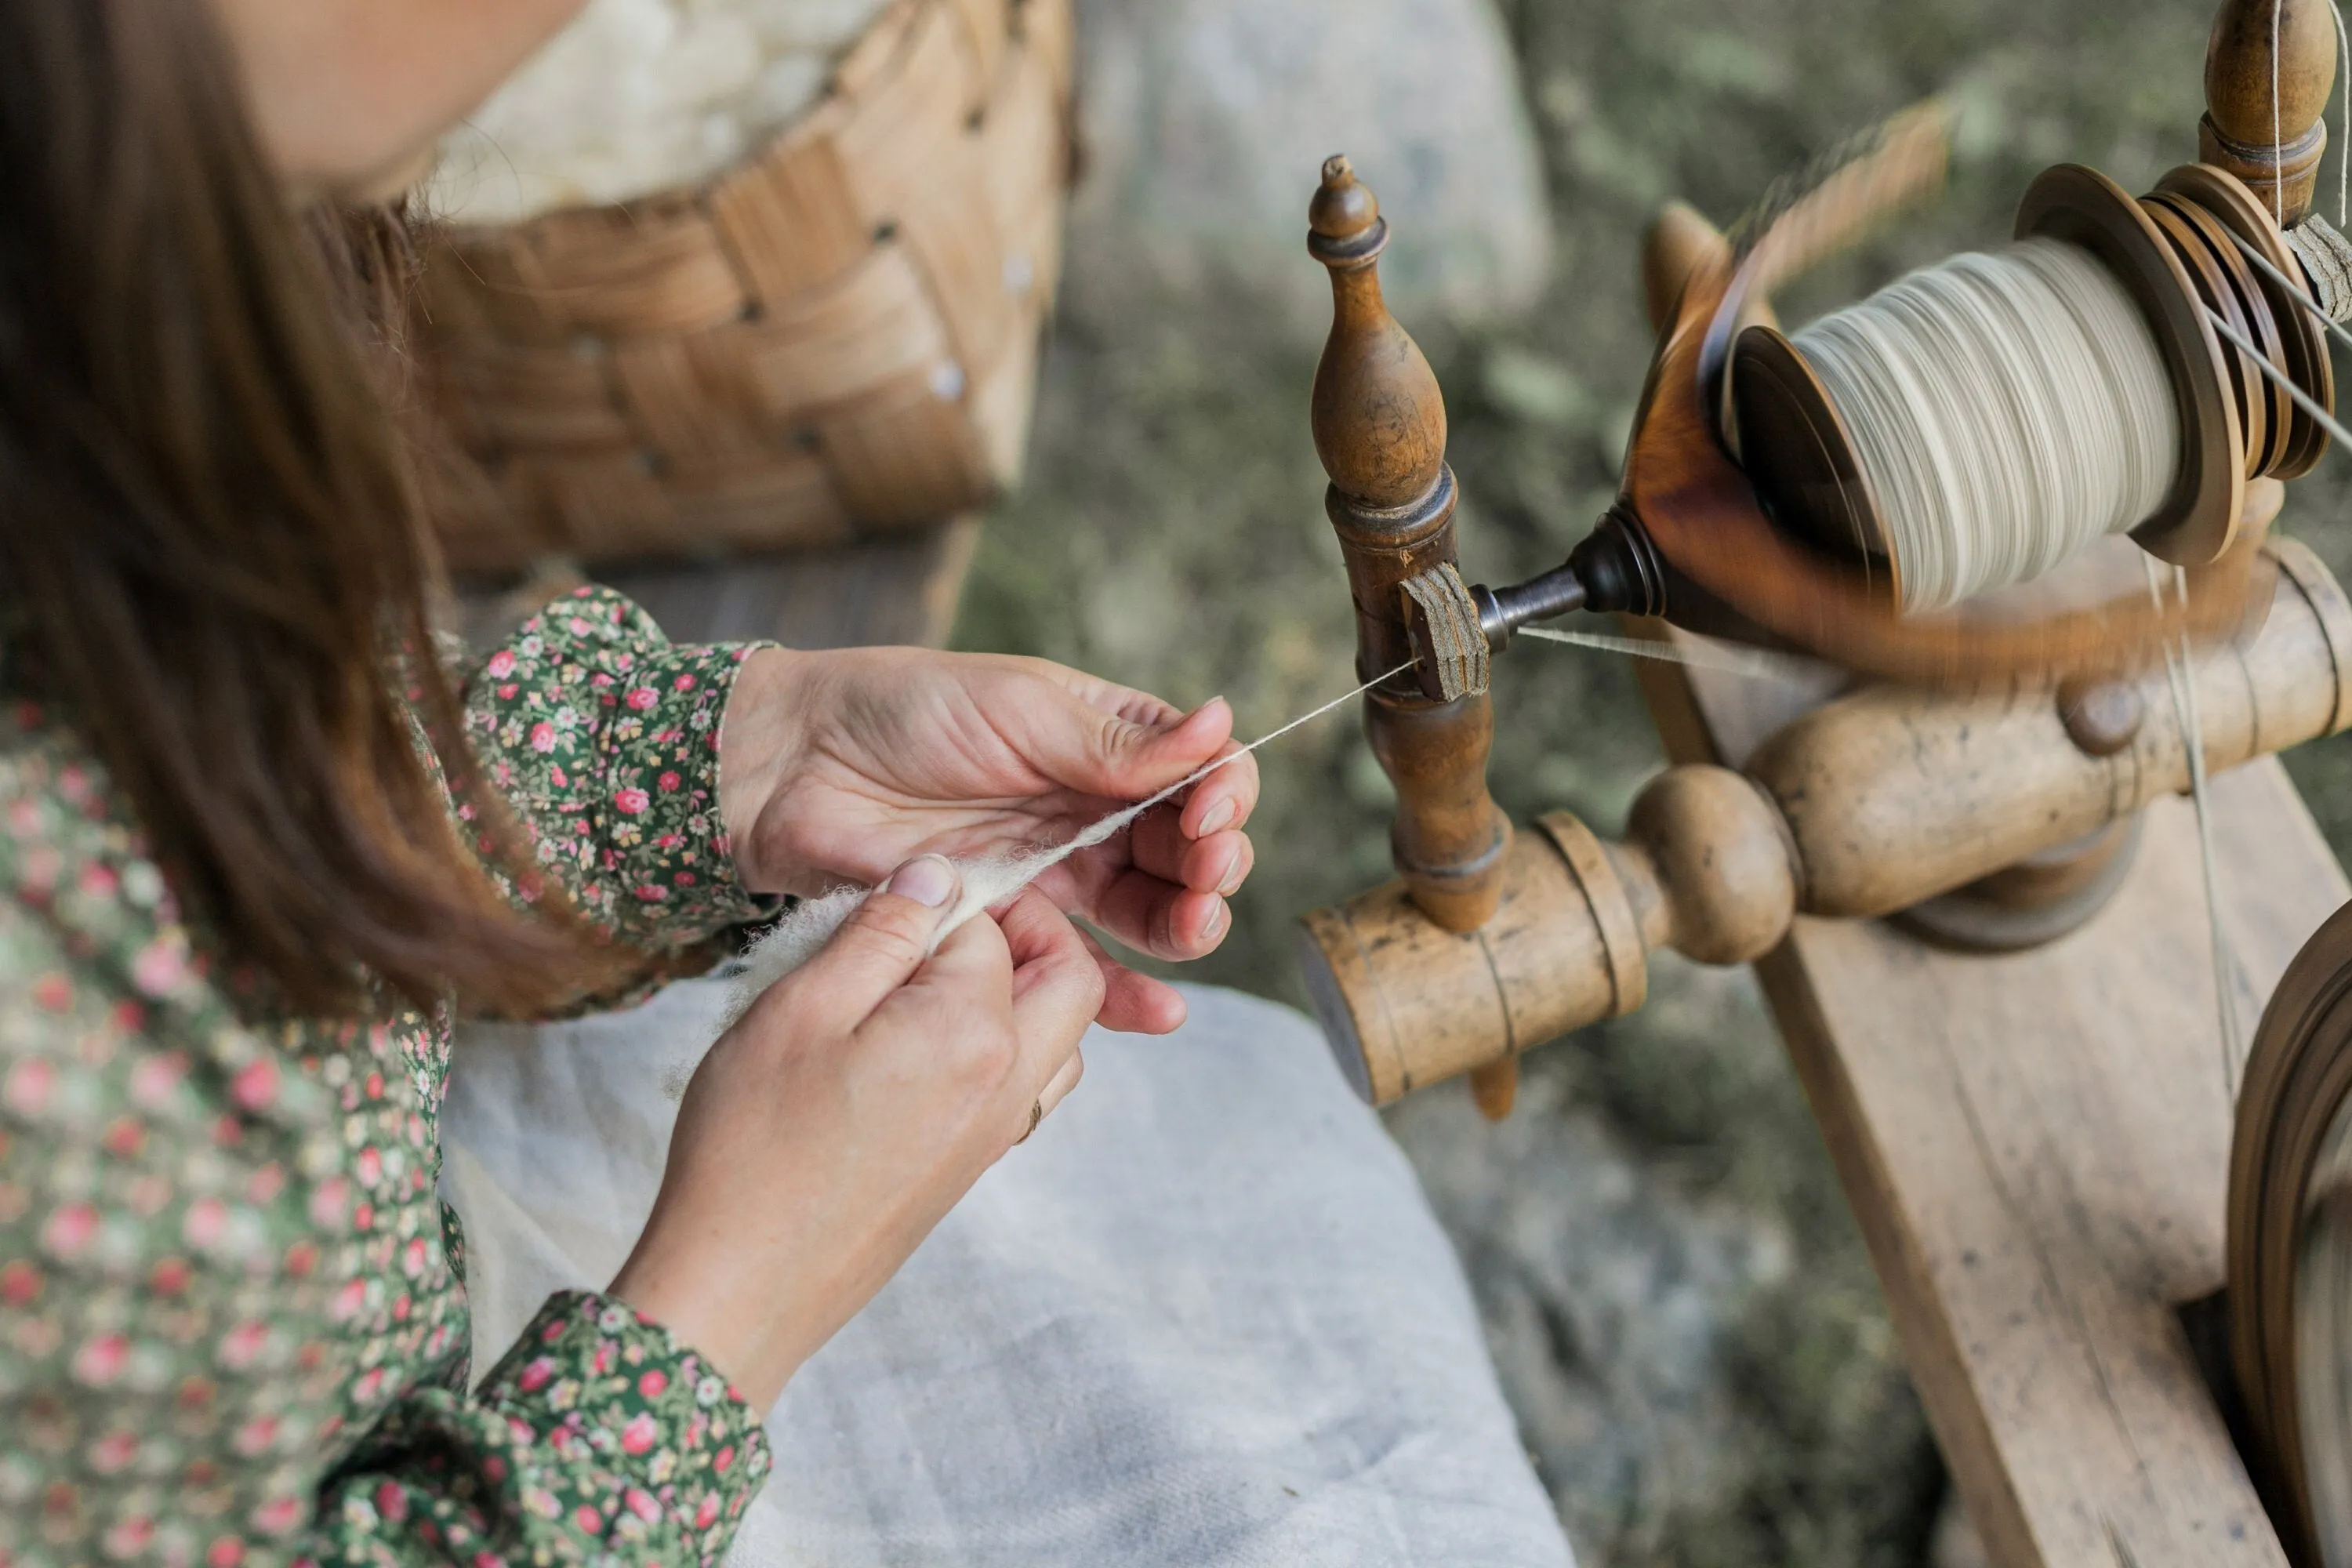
xmin=1294 ymin=2 xmax=2352 ymax=1563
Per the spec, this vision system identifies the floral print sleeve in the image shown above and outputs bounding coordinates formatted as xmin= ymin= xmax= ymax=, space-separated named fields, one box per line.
xmin=311 ymin=1293 xmax=770 ymax=1564
xmin=462 ymin=587 xmax=775 ymax=949
xmin=0 ymin=644 xmax=775 ymax=1567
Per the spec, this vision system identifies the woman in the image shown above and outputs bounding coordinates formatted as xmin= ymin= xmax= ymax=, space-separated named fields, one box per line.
xmin=0 ymin=2 xmax=1264 ymax=1562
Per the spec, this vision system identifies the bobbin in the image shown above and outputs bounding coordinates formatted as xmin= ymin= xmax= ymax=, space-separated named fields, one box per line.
xmin=1732 ymin=163 xmax=2263 ymax=586
xmin=2158 ymin=160 xmax=2336 ymax=479
xmin=1443 ymin=138 xmax=2301 ymax=687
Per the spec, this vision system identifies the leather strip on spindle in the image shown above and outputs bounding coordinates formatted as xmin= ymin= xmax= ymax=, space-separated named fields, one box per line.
xmin=1400 ymin=563 xmax=1492 ymax=701
xmin=1534 ymin=811 xmax=1648 ymax=1018
xmin=2287 ymin=214 xmax=2352 ymax=321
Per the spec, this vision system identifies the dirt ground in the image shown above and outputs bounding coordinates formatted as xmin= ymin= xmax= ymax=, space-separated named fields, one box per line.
xmin=954 ymin=1 xmax=2352 ymax=1562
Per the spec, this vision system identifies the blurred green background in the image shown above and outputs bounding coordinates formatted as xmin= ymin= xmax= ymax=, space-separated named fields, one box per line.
xmin=952 ymin=1 xmax=2352 ymax=1562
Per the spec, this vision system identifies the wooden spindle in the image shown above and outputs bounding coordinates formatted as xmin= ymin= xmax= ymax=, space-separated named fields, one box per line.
xmin=2202 ymin=0 xmax=2339 ymax=227
xmin=1307 ymin=156 xmax=1517 ymax=1116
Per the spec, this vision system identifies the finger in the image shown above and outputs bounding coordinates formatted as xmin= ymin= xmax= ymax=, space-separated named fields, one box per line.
xmin=1036 ymin=1049 xmax=1084 ymax=1121
xmin=1129 ymin=808 xmax=1253 ymax=895
xmin=993 ymin=888 xmax=1106 ymax=1078
xmin=1178 ymin=745 xmax=1258 ymax=840
xmin=1087 ymin=869 xmax=1232 ymax=963
xmin=1009 ymin=690 xmax=1235 ymax=804
xmin=775 ymin=855 xmax=964 ymax=1033
xmin=1074 ymin=924 xmax=1189 ymax=1034
xmin=996 ymin=887 xmax=1104 ymax=1006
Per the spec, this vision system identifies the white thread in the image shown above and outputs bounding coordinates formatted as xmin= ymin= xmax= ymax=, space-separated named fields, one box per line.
xmin=713 ymin=661 xmax=1417 ymax=1036
xmin=2205 ymin=303 xmax=2352 ymax=448
xmin=1515 ymin=625 xmax=1804 ymax=681
xmin=2219 ymin=223 xmax=2352 ymax=357
xmin=2334 ymin=0 xmax=2350 ymax=227
xmin=2144 ymin=555 xmax=2243 ymax=1098
xmin=1792 ymin=238 xmax=2181 ymax=612
xmin=2279 ymin=0 xmax=2289 ymax=227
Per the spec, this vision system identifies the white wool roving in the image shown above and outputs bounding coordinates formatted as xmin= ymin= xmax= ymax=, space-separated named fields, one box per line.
xmin=428 ymin=0 xmax=890 ymax=226
xmin=715 ymin=667 xmax=1412 ymax=1039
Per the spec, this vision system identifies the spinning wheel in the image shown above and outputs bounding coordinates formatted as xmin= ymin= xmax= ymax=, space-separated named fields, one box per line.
xmin=2235 ymin=909 xmax=2352 ymax=1567
xmin=1293 ymin=1 xmax=2352 ymax=1561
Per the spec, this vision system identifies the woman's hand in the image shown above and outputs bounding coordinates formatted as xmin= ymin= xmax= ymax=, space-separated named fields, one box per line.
xmin=609 ymin=856 xmax=1100 ymax=1414
xmin=717 ymin=648 xmax=1259 ymax=1034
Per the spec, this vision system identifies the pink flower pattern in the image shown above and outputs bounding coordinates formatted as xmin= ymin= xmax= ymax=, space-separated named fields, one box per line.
xmin=0 ymin=590 xmax=775 ymax=1566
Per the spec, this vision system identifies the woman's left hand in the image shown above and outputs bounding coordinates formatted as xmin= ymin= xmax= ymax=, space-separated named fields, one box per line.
xmin=717 ymin=647 xmax=1258 ymax=1033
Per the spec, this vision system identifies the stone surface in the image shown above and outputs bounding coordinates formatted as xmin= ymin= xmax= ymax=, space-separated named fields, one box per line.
xmin=1065 ymin=0 xmax=1552 ymax=341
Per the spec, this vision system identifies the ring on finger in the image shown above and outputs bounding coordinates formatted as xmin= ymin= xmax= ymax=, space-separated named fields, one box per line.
xmin=1014 ymin=1098 xmax=1043 ymax=1145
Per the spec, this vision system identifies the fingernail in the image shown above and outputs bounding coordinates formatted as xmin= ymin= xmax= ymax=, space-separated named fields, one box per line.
xmin=884 ymin=855 xmax=957 ymax=909
xmin=1216 ymin=846 xmax=1246 ymax=897
xmin=1203 ymin=899 xmax=1230 ymax=941
xmin=1197 ymin=797 xmax=1237 ymax=837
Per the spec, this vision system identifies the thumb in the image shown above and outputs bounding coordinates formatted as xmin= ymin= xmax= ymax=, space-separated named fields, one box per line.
xmin=785 ymin=855 xmax=964 ymax=1032
xmin=1029 ymin=693 xmax=1235 ymax=803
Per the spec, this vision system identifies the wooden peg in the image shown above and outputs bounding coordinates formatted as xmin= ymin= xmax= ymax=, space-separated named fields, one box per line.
xmin=1308 ymin=155 xmax=1516 ymax=1117
xmin=1641 ymin=201 xmax=1777 ymax=339
xmin=2203 ymin=0 xmax=2339 ymax=227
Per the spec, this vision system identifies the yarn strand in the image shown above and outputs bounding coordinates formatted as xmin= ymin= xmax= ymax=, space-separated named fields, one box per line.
xmin=2144 ymin=556 xmax=2243 ymax=1099
xmin=2335 ymin=0 xmax=2350 ymax=227
xmin=1516 ymin=625 xmax=1805 ymax=680
xmin=2214 ymin=223 xmax=2352 ymax=362
xmin=2205 ymin=306 xmax=2352 ymax=450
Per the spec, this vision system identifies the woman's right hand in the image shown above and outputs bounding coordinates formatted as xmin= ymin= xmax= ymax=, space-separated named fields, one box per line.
xmin=608 ymin=855 xmax=1103 ymax=1412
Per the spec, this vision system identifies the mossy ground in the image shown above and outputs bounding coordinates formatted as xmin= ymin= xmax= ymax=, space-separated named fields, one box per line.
xmin=955 ymin=2 xmax=2352 ymax=1560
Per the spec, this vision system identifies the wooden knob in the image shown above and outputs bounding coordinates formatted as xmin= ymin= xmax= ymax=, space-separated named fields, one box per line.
xmin=1623 ymin=767 xmax=1798 ymax=965
xmin=1308 ymin=154 xmax=1381 ymax=243
xmin=2058 ymin=677 xmax=2146 ymax=757
xmin=1308 ymin=158 xmax=1446 ymax=510
xmin=2203 ymin=0 xmax=2338 ymax=224
xmin=1298 ymin=813 xmax=1647 ymax=1105
xmin=1642 ymin=201 xmax=1736 ymax=336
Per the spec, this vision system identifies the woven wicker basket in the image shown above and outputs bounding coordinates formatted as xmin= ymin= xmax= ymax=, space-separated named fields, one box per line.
xmin=416 ymin=0 xmax=1073 ymax=573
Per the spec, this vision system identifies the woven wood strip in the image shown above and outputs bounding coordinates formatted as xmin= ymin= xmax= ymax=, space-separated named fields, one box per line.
xmin=514 ymin=200 xmax=749 ymax=337
xmin=946 ymin=0 xmax=1011 ymax=117
xmin=969 ymin=308 xmax=1043 ymax=483
xmin=818 ymin=367 xmax=993 ymax=524
xmin=439 ymin=340 xmax=632 ymax=453
xmin=708 ymin=116 xmax=872 ymax=306
xmin=667 ymin=455 xmax=853 ymax=552
xmin=418 ymin=0 xmax=1073 ymax=574
xmin=724 ymin=243 xmax=950 ymax=420
xmin=833 ymin=0 xmax=921 ymax=99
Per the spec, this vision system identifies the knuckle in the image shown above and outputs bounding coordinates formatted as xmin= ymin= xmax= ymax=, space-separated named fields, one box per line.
xmin=1065 ymin=956 xmax=1109 ymax=1015
xmin=942 ymin=1019 xmax=1020 ymax=1088
xmin=845 ymin=899 xmax=935 ymax=968
xmin=1096 ymin=708 xmax=1145 ymax=760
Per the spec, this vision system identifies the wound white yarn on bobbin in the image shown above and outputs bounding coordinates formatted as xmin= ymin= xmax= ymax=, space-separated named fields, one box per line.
xmin=1792 ymin=237 xmax=2182 ymax=613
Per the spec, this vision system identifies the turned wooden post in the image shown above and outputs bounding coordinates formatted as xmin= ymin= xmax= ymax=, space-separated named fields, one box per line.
xmin=2203 ymin=0 xmax=2339 ymax=226
xmin=1308 ymin=156 xmax=1517 ymax=1117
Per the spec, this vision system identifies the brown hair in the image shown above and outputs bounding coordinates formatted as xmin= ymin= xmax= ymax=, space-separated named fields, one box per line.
xmin=0 ymin=1 xmax=605 ymax=1014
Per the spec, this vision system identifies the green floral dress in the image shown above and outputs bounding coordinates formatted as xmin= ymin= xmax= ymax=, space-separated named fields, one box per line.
xmin=0 ymin=589 xmax=775 ymax=1568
